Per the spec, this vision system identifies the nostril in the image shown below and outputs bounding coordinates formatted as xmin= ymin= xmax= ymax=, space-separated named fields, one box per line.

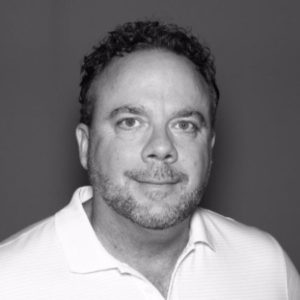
xmin=141 ymin=129 xmax=178 ymax=163
xmin=146 ymin=152 xmax=174 ymax=162
xmin=164 ymin=154 xmax=172 ymax=160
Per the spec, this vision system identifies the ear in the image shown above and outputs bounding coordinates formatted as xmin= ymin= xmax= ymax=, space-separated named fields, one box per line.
xmin=75 ymin=123 xmax=90 ymax=170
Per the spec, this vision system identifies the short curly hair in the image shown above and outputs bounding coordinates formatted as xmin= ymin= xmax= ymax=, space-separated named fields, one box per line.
xmin=79 ymin=20 xmax=220 ymax=128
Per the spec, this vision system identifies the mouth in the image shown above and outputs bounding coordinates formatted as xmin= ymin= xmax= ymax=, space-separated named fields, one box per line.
xmin=124 ymin=167 xmax=187 ymax=187
xmin=134 ymin=179 xmax=180 ymax=185
xmin=132 ymin=179 xmax=180 ymax=197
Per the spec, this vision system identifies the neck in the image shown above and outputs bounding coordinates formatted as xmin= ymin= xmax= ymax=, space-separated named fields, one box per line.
xmin=87 ymin=197 xmax=190 ymax=262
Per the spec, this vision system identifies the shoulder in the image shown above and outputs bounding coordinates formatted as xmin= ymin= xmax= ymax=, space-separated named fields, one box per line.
xmin=197 ymin=208 xmax=286 ymax=268
xmin=0 ymin=215 xmax=62 ymax=274
xmin=0 ymin=216 xmax=55 ymax=250
xmin=199 ymin=208 xmax=278 ymax=244
xmin=0 ymin=216 xmax=68 ymax=297
xmin=196 ymin=209 xmax=300 ymax=298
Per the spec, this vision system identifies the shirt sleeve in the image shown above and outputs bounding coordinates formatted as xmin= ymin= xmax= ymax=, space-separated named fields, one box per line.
xmin=283 ymin=251 xmax=300 ymax=300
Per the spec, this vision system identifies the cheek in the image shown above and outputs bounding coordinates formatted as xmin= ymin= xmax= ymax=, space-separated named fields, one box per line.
xmin=179 ymin=143 xmax=210 ymax=177
xmin=92 ymin=136 xmax=141 ymax=173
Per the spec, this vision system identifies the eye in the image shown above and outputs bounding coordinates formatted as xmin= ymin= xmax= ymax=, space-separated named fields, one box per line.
xmin=116 ymin=118 xmax=141 ymax=130
xmin=174 ymin=120 xmax=199 ymax=133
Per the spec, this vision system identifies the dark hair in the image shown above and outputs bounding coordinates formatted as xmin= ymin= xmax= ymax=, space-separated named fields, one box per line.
xmin=79 ymin=20 xmax=220 ymax=128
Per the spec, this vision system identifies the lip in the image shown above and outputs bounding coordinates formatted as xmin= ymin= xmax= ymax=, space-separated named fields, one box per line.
xmin=134 ymin=179 xmax=180 ymax=185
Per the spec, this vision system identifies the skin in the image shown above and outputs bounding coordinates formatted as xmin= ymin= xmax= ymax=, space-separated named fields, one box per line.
xmin=76 ymin=49 xmax=215 ymax=298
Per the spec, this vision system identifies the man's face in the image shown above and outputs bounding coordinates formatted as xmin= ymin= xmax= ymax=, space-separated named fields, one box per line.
xmin=77 ymin=49 xmax=215 ymax=230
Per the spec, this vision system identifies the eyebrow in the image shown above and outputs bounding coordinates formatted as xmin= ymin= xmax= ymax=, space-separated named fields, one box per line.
xmin=171 ymin=109 xmax=206 ymax=125
xmin=108 ymin=105 xmax=147 ymax=119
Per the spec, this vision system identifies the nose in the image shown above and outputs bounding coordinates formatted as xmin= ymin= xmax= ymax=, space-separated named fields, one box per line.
xmin=141 ymin=126 xmax=178 ymax=164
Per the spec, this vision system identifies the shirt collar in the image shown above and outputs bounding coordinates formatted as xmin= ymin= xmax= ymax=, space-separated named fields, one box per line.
xmin=188 ymin=208 xmax=216 ymax=251
xmin=55 ymin=186 xmax=215 ymax=274
xmin=55 ymin=186 xmax=122 ymax=274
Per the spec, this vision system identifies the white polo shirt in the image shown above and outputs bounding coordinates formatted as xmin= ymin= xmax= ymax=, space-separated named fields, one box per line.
xmin=0 ymin=186 xmax=299 ymax=299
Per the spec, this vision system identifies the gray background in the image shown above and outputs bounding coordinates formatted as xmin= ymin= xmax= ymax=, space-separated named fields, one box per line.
xmin=0 ymin=0 xmax=299 ymax=270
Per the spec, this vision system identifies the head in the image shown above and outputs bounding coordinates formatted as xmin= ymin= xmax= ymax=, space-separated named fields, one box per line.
xmin=76 ymin=20 xmax=220 ymax=230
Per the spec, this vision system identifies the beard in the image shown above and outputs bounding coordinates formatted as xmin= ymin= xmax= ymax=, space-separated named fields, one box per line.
xmin=88 ymin=160 xmax=211 ymax=230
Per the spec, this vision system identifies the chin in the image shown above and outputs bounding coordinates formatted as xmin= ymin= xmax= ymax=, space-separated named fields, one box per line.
xmin=123 ymin=192 xmax=201 ymax=230
xmin=128 ymin=206 xmax=193 ymax=230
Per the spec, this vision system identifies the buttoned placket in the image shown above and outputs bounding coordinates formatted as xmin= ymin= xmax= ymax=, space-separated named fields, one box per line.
xmin=117 ymin=262 xmax=165 ymax=300
xmin=114 ymin=241 xmax=197 ymax=300
xmin=166 ymin=241 xmax=197 ymax=300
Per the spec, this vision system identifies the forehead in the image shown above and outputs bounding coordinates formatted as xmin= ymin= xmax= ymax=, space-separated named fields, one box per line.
xmin=90 ymin=49 xmax=210 ymax=118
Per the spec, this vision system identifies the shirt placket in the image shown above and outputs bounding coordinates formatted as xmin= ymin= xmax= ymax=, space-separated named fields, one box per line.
xmin=166 ymin=243 xmax=196 ymax=300
xmin=118 ymin=263 xmax=165 ymax=300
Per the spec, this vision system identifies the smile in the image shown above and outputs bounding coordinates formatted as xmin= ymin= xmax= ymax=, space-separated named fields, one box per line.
xmin=136 ymin=180 xmax=179 ymax=185
xmin=124 ymin=170 xmax=187 ymax=186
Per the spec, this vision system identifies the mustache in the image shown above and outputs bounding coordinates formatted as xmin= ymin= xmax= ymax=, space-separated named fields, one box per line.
xmin=124 ymin=164 xmax=188 ymax=183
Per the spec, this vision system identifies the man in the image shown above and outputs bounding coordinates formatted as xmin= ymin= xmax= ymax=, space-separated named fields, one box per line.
xmin=0 ymin=20 xmax=299 ymax=299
